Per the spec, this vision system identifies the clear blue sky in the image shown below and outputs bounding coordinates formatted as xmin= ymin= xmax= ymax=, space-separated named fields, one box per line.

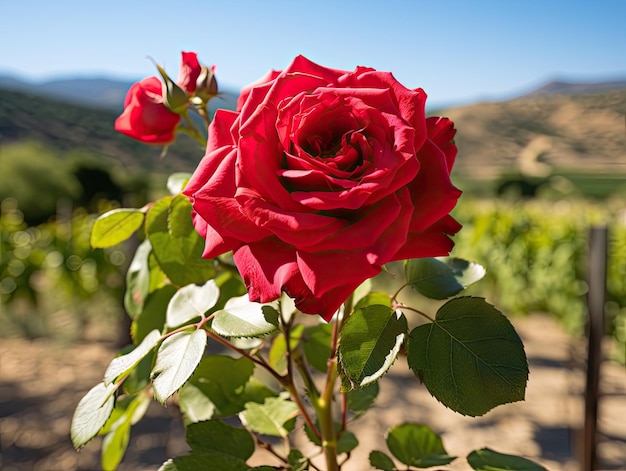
xmin=1 ymin=0 xmax=624 ymax=107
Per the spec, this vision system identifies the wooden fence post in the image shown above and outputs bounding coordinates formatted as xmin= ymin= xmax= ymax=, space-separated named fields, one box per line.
xmin=583 ymin=226 xmax=608 ymax=471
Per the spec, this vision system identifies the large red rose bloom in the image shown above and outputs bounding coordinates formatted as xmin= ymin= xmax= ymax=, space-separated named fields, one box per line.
xmin=184 ymin=56 xmax=461 ymax=321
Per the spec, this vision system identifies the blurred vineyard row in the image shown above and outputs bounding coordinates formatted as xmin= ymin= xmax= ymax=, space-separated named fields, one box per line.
xmin=451 ymin=197 xmax=626 ymax=363
xmin=1 ymin=195 xmax=625 ymax=362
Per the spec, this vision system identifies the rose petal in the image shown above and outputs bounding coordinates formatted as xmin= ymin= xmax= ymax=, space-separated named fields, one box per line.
xmin=408 ymin=138 xmax=462 ymax=232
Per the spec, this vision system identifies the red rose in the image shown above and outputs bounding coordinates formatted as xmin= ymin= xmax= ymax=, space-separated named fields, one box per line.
xmin=236 ymin=69 xmax=281 ymax=111
xmin=114 ymin=76 xmax=181 ymax=144
xmin=177 ymin=51 xmax=202 ymax=94
xmin=184 ymin=56 xmax=461 ymax=321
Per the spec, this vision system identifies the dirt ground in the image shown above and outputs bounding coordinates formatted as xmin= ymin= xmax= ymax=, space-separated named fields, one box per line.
xmin=0 ymin=314 xmax=624 ymax=471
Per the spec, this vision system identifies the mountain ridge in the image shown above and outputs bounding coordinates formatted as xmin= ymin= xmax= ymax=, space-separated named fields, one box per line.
xmin=1 ymin=71 xmax=624 ymax=111
xmin=1 ymin=76 xmax=624 ymax=185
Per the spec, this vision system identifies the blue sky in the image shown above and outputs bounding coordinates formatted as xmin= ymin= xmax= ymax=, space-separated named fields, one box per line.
xmin=1 ymin=0 xmax=624 ymax=107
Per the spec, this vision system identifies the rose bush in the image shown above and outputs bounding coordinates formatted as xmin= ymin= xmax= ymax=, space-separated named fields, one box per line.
xmin=184 ymin=55 xmax=462 ymax=320
xmin=73 ymin=52 xmax=537 ymax=471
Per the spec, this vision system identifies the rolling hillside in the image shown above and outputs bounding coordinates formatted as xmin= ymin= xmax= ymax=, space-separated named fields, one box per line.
xmin=1 ymin=77 xmax=624 ymax=192
xmin=438 ymin=88 xmax=626 ymax=185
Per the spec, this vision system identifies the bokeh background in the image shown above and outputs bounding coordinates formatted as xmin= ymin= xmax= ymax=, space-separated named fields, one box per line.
xmin=0 ymin=1 xmax=625 ymax=470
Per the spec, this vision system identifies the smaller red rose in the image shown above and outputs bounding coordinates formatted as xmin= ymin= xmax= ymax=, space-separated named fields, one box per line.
xmin=114 ymin=76 xmax=181 ymax=145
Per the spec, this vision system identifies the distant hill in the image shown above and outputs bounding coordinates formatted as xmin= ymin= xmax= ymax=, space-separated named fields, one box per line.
xmin=0 ymin=86 xmax=231 ymax=173
xmin=1 ymin=75 xmax=624 ymax=191
xmin=0 ymin=73 xmax=238 ymax=111
xmin=440 ymin=86 xmax=626 ymax=184
xmin=524 ymin=79 xmax=626 ymax=97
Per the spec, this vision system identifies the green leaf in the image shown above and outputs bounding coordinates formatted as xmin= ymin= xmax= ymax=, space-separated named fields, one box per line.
xmin=212 ymin=295 xmax=278 ymax=338
xmin=70 ymin=382 xmax=116 ymax=449
xmin=167 ymin=172 xmax=192 ymax=195
xmin=346 ymin=382 xmax=379 ymax=415
xmin=124 ymin=239 xmax=152 ymax=319
xmin=104 ymin=330 xmax=161 ymax=385
xmin=338 ymin=305 xmax=408 ymax=390
xmin=405 ymin=257 xmax=486 ymax=300
xmin=407 ymin=297 xmax=528 ymax=416
xmin=184 ymin=355 xmax=258 ymax=418
xmin=239 ymin=395 xmax=298 ymax=437
xmin=90 ymin=208 xmax=145 ymax=249
xmin=467 ymin=448 xmax=548 ymax=471
xmin=288 ymin=449 xmax=307 ymax=471
xmin=354 ymin=291 xmax=392 ymax=310
xmin=101 ymin=418 xmax=130 ymax=471
xmin=146 ymin=195 xmax=215 ymax=287
xmin=179 ymin=383 xmax=215 ymax=424
xmin=166 ymin=280 xmax=220 ymax=328
xmin=122 ymin=351 xmax=154 ymax=395
xmin=100 ymin=393 xmax=151 ymax=435
xmin=100 ymin=394 xmax=150 ymax=471
xmin=269 ymin=324 xmax=304 ymax=375
xmin=302 ymin=323 xmax=333 ymax=372
xmin=158 ymin=453 xmax=249 ymax=471
xmin=131 ymin=285 xmax=176 ymax=344
xmin=386 ymin=423 xmax=455 ymax=467
xmin=369 ymin=450 xmax=396 ymax=471
xmin=151 ymin=330 xmax=207 ymax=403
xmin=261 ymin=305 xmax=280 ymax=327
xmin=338 ymin=430 xmax=359 ymax=454
xmin=186 ymin=420 xmax=254 ymax=460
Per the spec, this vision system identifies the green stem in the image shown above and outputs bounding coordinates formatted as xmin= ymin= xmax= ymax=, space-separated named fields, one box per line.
xmin=318 ymin=353 xmax=339 ymax=471
xmin=282 ymin=311 xmax=321 ymax=440
xmin=395 ymin=304 xmax=436 ymax=323
xmin=315 ymin=295 xmax=351 ymax=471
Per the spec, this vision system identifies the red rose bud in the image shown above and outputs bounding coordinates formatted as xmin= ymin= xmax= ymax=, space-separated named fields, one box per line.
xmin=156 ymin=63 xmax=189 ymax=114
xmin=114 ymin=76 xmax=181 ymax=144
xmin=177 ymin=51 xmax=202 ymax=94
xmin=194 ymin=65 xmax=219 ymax=102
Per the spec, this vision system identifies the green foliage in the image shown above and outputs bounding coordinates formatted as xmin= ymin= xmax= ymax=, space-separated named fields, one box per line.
xmin=405 ymin=256 xmax=486 ymax=299
xmin=239 ymin=395 xmax=298 ymax=437
xmin=0 ymin=142 xmax=81 ymax=222
xmin=369 ymin=450 xmax=396 ymax=471
xmin=0 ymin=198 xmax=124 ymax=339
xmin=452 ymin=198 xmax=626 ymax=360
xmin=407 ymin=297 xmax=528 ymax=416
xmin=180 ymin=355 xmax=264 ymax=420
xmin=104 ymin=330 xmax=161 ymax=385
xmin=70 ymin=382 xmax=116 ymax=449
xmin=385 ymin=423 xmax=455 ymax=468
xmin=467 ymin=447 xmax=548 ymax=471
xmin=90 ymin=208 xmax=145 ymax=249
xmin=304 ymin=422 xmax=359 ymax=455
xmin=211 ymin=295 xmax=278 ymax=338
xmin=146 ymin=195 xmax=215 ymax=287
xmin=185 ymin=420 xmax=255 ymax=461
xmin=338 ymin=305 xmax=408 ymax=390
xmin=100 ymin=394 xmax=150 ymax=471
xmin=166 ymin=280 xmax=220 ymax=328
xmin=151 ymin=330 xmax=207 ymax=404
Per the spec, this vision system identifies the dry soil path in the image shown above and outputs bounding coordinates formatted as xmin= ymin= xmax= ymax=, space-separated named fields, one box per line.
xmin=0 ymin=314 xmax=624 ymax=471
